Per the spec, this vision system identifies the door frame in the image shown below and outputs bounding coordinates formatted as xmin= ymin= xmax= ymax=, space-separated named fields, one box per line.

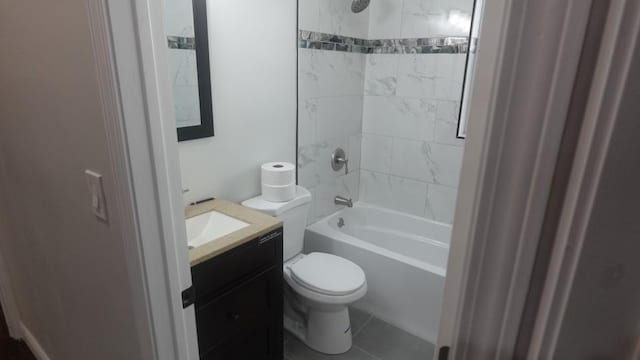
xmin=87 ymin=1 xmax=198 ymax=359
xmin=527 ymin=0 xmax=640 ymax=357
xmin=439 ymin=0 xmax=596 ymax=358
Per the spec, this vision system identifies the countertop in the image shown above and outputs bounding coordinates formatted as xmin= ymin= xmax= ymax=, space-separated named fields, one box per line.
xmin=186 ymin=199 xmax=282 ymax=266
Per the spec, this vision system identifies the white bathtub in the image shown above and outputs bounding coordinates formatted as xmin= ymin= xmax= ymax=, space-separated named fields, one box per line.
xmin=304 ymin=202 xmax=450 ymax=343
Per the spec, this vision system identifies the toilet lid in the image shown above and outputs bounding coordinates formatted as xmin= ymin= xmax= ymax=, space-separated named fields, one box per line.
xmin=289 ymin=252 xmax=366 ymax=296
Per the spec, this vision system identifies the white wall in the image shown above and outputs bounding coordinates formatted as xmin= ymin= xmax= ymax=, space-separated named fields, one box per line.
xmin=178 ymin=0 xmax=297 ymax=205
xmin=0 ymin=1 xmax=148 ymax=359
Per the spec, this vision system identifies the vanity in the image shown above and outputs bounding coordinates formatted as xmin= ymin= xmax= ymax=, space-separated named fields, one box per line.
xmin=186 ymin=200 xmax=283 ymax=360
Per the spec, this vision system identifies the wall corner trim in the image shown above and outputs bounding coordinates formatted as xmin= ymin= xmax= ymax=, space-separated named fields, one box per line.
xmin=20 ymin=323 xmax=52 ymax=360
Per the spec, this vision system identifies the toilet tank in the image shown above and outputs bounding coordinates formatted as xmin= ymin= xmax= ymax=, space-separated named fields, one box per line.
xmin=241 ymin=186 xmax=312 ymax=261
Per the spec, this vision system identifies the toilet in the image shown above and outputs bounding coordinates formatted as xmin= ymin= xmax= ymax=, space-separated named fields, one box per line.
xmin=242 ymin=186 xmax=367 ymax=354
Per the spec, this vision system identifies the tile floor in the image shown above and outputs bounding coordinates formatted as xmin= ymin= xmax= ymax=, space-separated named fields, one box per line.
xmin=284 ymin=307 xmax=435 ymax=360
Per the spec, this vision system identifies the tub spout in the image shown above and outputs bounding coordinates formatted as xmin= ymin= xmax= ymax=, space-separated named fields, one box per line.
xmin=334 ymin=196 xmax=353 ymax=207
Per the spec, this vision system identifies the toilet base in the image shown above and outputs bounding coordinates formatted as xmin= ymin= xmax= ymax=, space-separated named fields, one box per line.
xmin=306 ymin=305 xmax=352 ymax=354
xmin=284 ymin=295 xmax=354 ymax=355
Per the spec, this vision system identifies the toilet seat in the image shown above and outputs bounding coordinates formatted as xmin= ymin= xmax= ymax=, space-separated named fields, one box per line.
xmin=287 ymin=252 xmax=366 ymax=296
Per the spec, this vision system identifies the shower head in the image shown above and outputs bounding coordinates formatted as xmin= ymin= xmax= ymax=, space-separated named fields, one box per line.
xmin=351 ymin=0 xmax=370 ymax=13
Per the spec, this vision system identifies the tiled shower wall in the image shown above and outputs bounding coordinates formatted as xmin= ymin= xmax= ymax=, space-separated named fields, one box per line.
xmin=298 ymin=49 xmax=365 ymax=223
xmin=299 ymin=0 xmax=472 ymax=224
xmin=360 ymin=53 xmax=465 ymax=223
xmin=298 ymin=0 xmax=369 ymax=223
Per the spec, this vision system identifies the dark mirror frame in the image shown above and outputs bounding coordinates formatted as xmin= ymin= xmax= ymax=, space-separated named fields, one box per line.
xmin=177 ymin=0 xmax=214 ymax=142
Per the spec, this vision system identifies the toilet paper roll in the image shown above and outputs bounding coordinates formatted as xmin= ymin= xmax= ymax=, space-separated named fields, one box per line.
xmin=262 ymin=183 xmax=296 ymax=202
xmin=261 ymin=162 xmax=296 ymax=186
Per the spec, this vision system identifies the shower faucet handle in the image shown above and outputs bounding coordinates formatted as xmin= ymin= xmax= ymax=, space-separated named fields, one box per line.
xmin=331 ymin=148 xmax=349 ymax=174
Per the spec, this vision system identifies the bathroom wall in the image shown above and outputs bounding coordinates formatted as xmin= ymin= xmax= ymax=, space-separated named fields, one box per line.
xmin=299 ymin=0 xmax=370 ymax=38
xmin=298 ymin=1 xmax=369 ymax=223
xmin=360 ymin=0 xmax=470 ymax=224
xmin=298 ymin=0 xmax=472 ymax=224
xmin=359 ymin=57 xmax=465 ymax=223
xmin=178 ymin=0 xmax=297 ymax=205
xmin=368 ymin=0 xmax=475 ymax=39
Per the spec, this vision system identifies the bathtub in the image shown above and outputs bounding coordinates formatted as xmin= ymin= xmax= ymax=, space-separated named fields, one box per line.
xmin=304 ymin=202 xmax=450 ymax=343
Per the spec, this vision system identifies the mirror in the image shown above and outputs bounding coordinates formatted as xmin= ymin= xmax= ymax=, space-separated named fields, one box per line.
xmin=457 ymin=0 xmax=483 ymax=139
xmin=164 ymin=0 xmax=214 ymax=141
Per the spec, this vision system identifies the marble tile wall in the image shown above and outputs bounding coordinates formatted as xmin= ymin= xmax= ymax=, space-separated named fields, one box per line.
xmin=298 ymin=0 xmax=472 ymax=225
xmin=298 ymin=48 xmax=366 ymax=223
xmin=300 ymin=0 xmax=473 ymax=41
xmin=369 ymin=0 xmax=474 ymax=39
xmin=299 ymin=0 xmax=370 ymax=39
xmin=359 ymin=53 xmax=465 ymax=224
xmin=358 ymin=0 xmax=471 ymax=224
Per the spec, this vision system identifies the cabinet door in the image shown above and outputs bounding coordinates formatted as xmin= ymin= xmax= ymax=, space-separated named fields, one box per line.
xmin=201 ymin=325 xmax=272 ymax=360
xmin=191 ymin=229 xmax=283 ymax=305
xmin=196 ymin=267 xmax=282 ymax=359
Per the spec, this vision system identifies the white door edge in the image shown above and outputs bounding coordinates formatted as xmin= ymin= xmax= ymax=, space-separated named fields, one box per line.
xmin=88 ymin=1 xmax=198 ymax=359
xmin=435 ymin=0 xmax=510 ymax=352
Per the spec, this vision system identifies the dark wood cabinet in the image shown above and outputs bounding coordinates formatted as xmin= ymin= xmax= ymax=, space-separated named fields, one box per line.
xmin=191 ymin=228 xmax=283 ymax=360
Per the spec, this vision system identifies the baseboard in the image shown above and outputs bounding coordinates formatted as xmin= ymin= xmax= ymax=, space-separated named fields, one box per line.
xmin=19 ymin=322 xmax=52 ymax=360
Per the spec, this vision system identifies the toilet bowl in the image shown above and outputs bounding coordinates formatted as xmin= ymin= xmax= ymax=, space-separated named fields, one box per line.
xmin=283 ymin=252 xmax=367 ymax=353
xmin=242 ymin=186 xmax=367 ymax=354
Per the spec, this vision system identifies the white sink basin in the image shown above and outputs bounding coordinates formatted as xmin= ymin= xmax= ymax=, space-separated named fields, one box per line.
xmin=186 ymin=211 xmax=250 ymax=249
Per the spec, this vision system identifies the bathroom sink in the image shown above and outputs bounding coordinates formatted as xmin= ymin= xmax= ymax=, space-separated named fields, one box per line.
xmin=186 ymin=211 xmax=250 ymax=249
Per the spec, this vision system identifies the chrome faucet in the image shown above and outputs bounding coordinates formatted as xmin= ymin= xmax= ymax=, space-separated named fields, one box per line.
xmin=331 ymin=148 xmax=349 ymax=174
xmin=334 ymin=196 xmax=353 ymax=208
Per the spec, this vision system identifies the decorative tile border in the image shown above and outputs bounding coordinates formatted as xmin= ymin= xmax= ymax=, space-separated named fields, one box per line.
xmin=298 ymin=30 xmax=472 ymax=54
xmin=167 ymin=36 xmax=196 ymax=50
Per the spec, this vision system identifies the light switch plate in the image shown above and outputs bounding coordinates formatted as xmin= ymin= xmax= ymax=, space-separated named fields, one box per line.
xmin=85 ymin=170 xmax=108 ymax=222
